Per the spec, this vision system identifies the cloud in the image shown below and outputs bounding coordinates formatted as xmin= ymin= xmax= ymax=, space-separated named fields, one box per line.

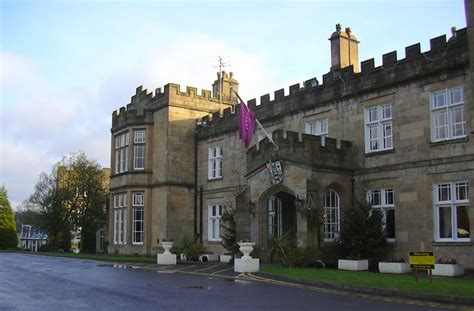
xmin=1 ymin=35 xmax=273 ymax=206
xmin=131 ymin=33 xmax=280 ymax=103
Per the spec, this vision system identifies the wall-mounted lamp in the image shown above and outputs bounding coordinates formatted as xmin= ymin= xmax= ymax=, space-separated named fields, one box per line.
xmin=295 ymin=194 xmax=304 ymax=208
xmin=248 ymin=200 xmax=256 ymax=217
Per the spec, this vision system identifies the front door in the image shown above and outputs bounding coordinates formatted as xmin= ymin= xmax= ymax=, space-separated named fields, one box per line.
xmin=267 ymin=192 xmax=296 ymax=244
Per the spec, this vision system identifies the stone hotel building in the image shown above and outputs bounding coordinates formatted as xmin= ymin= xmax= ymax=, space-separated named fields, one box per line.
xmin=109 ymin=17 xmax=474 ymax=268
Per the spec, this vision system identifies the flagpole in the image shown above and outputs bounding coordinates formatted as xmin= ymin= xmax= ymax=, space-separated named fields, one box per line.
xmin=231 ymin=88 xmax=279 ymax=150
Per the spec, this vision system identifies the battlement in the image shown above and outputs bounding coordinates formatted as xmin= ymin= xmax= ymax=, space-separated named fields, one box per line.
xmin=197 ymin=28 xmax=468 ymax=137
xmin=246 ymin=129 xmax=353 ymax=174
xmin=112 ymin=81 xmax=232 ymax=130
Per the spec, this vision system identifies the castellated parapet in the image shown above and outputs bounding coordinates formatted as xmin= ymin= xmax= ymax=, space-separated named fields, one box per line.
xmin=111 ymin=82 xmax=233 ymax=131
xmin=197 ymin=28 xmax=468 ymax=140
xmin=246 ymin=129 xmax=353 ymax=175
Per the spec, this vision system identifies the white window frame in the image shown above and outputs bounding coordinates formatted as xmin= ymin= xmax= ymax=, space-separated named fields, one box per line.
xmin=433 ymin=181 xmax=470 ymax=242
xmin=133 ymin=130 xmax=145 ymax=170
xmin=208 ymin=204 xmax=223 ymax=241
xmin=367 ymin=188 xmax=395 ymax=242
xmin=113 ymin=193 xmax=127 ymax=245
xmin=324 ymin=190 xmax=340 ymax=242
xmin=364 ymin=103 xmax=393 ymax=153
xmin=115 ymin=132 xmax=129 ymax=174
xmin=208 ymin=146 xmax=222 ymax=179
xmin=267 ymin=196 xmax=282 ymax=238
xmin=430 ymin=86 xmax=465 ymax=142
xmin=132 ymin=192 xmax=144 ymax=245
xmin=305 ymin=118 xmax=328 ymax=145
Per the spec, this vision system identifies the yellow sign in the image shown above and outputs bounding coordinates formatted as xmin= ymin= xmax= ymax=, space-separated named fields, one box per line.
xmin=409 ymin=251 xmax=435 ymax=269
xmin=72 ymin=243 xmax=78 ymax=250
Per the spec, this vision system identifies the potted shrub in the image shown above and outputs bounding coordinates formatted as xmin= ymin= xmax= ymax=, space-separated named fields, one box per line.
xmin=433 ymin=258 xmax=464 ymax=277
xmin=338 ymin=201 xmax=386 ymax=271
xmin=379 ymin=257 xmax=410 ymax=274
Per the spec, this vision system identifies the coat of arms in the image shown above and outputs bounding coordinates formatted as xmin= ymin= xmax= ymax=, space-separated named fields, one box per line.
xmin=266 ymin=159 xmax=283 ymax=185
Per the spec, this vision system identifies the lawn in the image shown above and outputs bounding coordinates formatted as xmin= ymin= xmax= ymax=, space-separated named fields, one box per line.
xmin=5 ymin=250 xmax=156 ymax=264
xmin=261 ymin=267 xmax=474 ymax=298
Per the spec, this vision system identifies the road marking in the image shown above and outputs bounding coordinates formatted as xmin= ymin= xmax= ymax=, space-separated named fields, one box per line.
xmin=169 ymin=265 xmax=198 ymax=272
xmin=242 ymin=273 xmax=468 ymax=310
xmin=193 ymin=264 xmax=220 ymax=273
xmin=211 ymin=267 xmax=234 ymax=275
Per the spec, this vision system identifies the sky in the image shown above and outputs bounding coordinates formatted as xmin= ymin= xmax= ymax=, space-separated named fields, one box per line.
xmin=0 ymin=0 xmax=466 ymax=209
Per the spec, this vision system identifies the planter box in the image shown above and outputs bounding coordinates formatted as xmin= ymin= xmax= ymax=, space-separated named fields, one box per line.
xmin=220 ymin=255 xmax=232 ymax=263
xmin=338 ymin=259 xmax=368 ymax=271
xmin=379 ymin=262 xmax=410 ymax=274
xmin=432 ymin=264 xmax=464 ymax=277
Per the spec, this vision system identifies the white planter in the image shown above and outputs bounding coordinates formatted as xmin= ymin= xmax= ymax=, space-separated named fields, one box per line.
xmin=379 ymin=262 xmax=410 ymax=274
xmin=338 ymin=259 xmax=369 ymax=271
xmin=238 ymin=242 xmax=255 ymax=259
xmin=160 ymin=241 xmax=174 ymax=255
xmin=157 ymin=240 xmax=176 ymax=265
xmin=432 ymin=264 xmax=464 ymax=277
xmin=220 ymin=255 xmax=232 ymax=263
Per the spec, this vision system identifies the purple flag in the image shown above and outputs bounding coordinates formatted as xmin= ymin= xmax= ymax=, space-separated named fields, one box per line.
xmin=239 ymin=102 xmax=256 ymax=148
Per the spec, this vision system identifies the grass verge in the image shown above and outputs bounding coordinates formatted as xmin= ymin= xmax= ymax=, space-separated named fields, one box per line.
xmin=261 ymin=267 xmax=474 ymax=298
xmin=2 ymin=250 xmax=156 ymax=264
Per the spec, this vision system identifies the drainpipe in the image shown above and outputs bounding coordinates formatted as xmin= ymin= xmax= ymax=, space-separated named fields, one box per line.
xmin=194 ymin=133 xmax=198 ymax=240
xmin=199 ymin=187 xmax=203 ymax=243
xmin=351 ymin=177 xmax=355 ymax=208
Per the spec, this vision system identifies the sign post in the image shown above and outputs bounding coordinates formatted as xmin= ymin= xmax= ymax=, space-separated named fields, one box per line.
xmin=409 ymin=251 xmax=435 ymax=283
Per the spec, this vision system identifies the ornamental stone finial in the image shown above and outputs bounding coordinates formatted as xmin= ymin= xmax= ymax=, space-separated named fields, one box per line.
xmin=336 ymin=23 xmax=342 ymax=32
xmin=345 ymin=27 xmax=352 ymax=36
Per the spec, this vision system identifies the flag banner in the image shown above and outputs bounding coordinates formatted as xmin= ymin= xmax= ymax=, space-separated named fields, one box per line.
xmin=239 ymin=102 xmax=256 ymax=148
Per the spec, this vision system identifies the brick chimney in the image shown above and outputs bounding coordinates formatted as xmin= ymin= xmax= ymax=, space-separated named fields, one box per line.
xmin=329 ymin=24 xmax=360 ymax=72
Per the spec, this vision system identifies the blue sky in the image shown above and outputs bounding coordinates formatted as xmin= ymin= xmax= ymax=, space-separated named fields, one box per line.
xmin=0 ymin=0 xmax=466 ymax=208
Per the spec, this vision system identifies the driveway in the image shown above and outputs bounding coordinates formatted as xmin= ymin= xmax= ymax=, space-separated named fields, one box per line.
xmin=0 ymin=253 xmax=464 ymax=311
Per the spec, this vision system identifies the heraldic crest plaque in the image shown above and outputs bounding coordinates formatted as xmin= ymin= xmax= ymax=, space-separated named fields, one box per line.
xmin=266 ymin=159 xmax=283 ymax=185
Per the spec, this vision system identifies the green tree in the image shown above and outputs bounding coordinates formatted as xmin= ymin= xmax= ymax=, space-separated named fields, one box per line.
xmin=220 ymin=206 xmax=239 ymax=257
xmin=61 ymin=152 xmax=108 ymax=253
xmin=14 ymin=201 xmax=42 ymax=233
xmin=29 ymin=152 xmax=109 ymax=252
xmin=339 ymin=201 xmax=386 ymax=260
xmin=0 ymin=186 xmax=18 ymax=249
xmin=29 ymin=170 xmax=71 ymax=250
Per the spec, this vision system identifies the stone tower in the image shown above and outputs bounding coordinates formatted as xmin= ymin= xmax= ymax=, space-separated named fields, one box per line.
xmin=212 ymin=71 xmax=239 ymax=103
xmin=329 ymin=24 xmax=360 ymax=72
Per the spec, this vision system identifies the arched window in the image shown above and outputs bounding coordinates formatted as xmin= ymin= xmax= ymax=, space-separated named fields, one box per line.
xmin=324 ymin=190 xmax=340 ymax=241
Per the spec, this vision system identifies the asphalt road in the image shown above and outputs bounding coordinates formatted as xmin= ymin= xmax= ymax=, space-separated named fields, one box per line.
xmin=0 ymin=253 xmax=460 ymax=311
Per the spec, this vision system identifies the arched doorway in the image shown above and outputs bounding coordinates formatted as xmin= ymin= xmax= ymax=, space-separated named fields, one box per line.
xmin=267 ymin=191 xmax=297 ymax=245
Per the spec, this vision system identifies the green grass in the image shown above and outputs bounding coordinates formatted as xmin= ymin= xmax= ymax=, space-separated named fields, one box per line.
xmin=262 ymin=267 xmax=474 ymax=298
xmin=3 ymin=250 xmax=156 ymax=264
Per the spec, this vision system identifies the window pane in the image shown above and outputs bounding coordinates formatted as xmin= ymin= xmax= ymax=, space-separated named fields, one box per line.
xmin=450 ymin=88 xmax=462 ymax=104
xmin=369 ymin=107 xmax=378 ymax=122
xmin=451 ymin=106 xmax=465 ymax=137
xmin=371 ymin=190 xmax=381 ymax=206
xmin=385 ymin=189 xmax=394 ymax=205
xmin=434 ymin=91 xmax=446 ymax=108
xmin=434 ymin=109 xmax=448 ymax=140
xmin=383 ymin=123 xmax=392 ymax=149
xmin=386 ymin=209 xmax=395 ymax=239
xmin=437 ymin=184 xmax=451 ymax=202
xmin=455 ymin=182 xmax=468 ymax=201
xmin=456 ymin=206 xmax=470 ymax=238
xmin=382 ymin=104 xmax=392 ymax=119
xmin=438 ymin=206 xmax=452 ymax=238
